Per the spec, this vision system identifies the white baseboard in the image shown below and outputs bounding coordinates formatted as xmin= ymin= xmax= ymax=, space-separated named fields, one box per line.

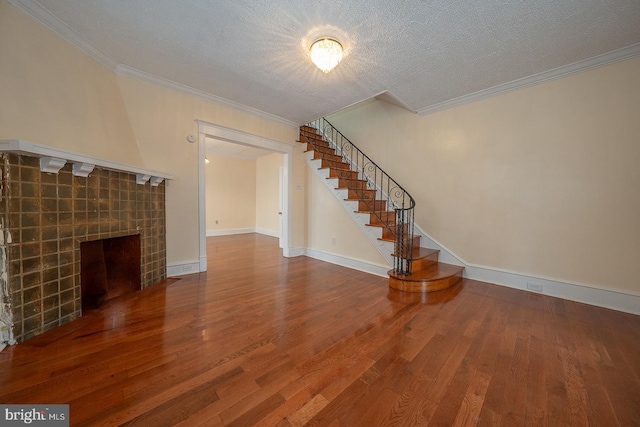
xmin=411 ymin=223 xmax=640 ymax=315
xmin=463 ymin=263 xmax=640 ymax=315
xmin=206 ymin=228 xmax=255 ymax=237
xmin=287 ymin=247 xmax=306 ymax=257
xmin=255 ymin=227 xmax=279 ymax=238
xmin=304 ymin=248 xmax=390 ymax=277
xmin=167 ymin=261 xmax=201 ymax=277
xmin=199 ymin=256 xmax=208 ymax=272
xmin=206 ymin=228 xmax=280 ymax=238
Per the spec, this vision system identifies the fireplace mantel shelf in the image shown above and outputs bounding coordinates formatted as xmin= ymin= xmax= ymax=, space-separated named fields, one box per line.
xmin=0 ymin=139 xmax=174 ymax=185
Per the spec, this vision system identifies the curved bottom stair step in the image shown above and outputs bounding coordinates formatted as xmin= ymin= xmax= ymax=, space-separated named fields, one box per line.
xmin=388 ymin=263 xmax=464 ymax=293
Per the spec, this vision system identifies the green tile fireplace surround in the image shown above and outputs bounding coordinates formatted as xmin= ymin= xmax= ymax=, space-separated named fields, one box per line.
xmin=0 ymin=140 xmax=174 ymax=343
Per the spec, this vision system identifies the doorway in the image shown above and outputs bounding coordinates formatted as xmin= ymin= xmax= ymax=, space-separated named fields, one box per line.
xmin=203 ymin=140 xmax=284 ymax=242
xmin=196 ymin=120 xmax=294 ymax=272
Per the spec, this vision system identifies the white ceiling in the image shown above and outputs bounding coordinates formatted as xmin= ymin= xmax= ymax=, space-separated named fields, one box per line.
xmin=10 ymin=0 xmax=640 ymax=125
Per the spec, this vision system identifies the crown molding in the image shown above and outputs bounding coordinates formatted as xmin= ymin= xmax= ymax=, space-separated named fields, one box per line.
xmin=117 ymin=65 xmax=299 ymax=129
xmin=8 ymin=0 xmax=118 ymax=71
xmin=418 ymin=42 xmax=640 ymax=116
xmin=8 ymin=0 xmax=299 ymax=128
xmin=13 ymin=0 xmax=638 ymax=128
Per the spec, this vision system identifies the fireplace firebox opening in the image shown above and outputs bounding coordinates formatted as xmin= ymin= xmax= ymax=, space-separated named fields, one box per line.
xmin=80 ymin=234 xmax=141 ymax=310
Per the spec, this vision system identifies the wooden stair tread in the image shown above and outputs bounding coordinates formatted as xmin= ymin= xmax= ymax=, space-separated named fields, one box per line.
xmin=307 ymin=144 xmax=333 ymax=151
xmin=358 ymin=210 xmax=395 ymax=215
xmin=366 ymin=222 xmax=386 ymax=228
xmin=304 ymin=147 xmax=333 ymax=152
xmin=392 ymin=247 xmax=439 ymax=260
xmin=388 ymin=262 xmax=463 ymax=281
xmin=335 ymin=184 xmax=369 ymax=188
xmin=378 ymin=232 xmax=420 ymax=242
xmin=323 ymin=167 xmax=351 ymax=172
xmin=356 ymin=200 xmax=385 ymax=206
xmin=336 ymin=185 xmax=376 ymax=191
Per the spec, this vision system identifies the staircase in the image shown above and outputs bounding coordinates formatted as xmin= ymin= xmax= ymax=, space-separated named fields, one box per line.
xmin=299 ymin=119 xmax=464 ymax=292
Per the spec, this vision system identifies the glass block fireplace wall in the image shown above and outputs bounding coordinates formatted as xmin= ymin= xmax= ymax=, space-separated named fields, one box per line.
xmin=0 ymin=152 xmax=167 ymax=343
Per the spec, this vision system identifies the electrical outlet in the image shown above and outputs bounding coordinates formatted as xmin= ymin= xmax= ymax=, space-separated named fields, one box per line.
xmin=527 ymin=282 xmax=543 ymax=293
xmin=215 ymin=219 xmax=219 ymax=225
xmin=331 ymin=236 xmax=336 ymax=245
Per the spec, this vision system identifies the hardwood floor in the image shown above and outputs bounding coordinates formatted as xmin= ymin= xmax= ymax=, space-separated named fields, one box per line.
xmin=1 ymin=233 xmax=639 ymax=426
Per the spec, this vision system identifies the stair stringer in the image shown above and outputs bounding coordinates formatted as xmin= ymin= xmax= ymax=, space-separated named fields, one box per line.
xmin=411 ymin=224 xmax=465 ymax=267
xmin=304 ymin=151 xmax=395 ymax=266
xmin=311 ymin=124 xmax=422 ymax=232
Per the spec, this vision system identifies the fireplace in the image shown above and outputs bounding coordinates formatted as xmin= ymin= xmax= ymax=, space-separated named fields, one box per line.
xmin=81 ymin=235 xmax=141 ymax=310
xmin=0 ymin=149 xmax=169 ymax=343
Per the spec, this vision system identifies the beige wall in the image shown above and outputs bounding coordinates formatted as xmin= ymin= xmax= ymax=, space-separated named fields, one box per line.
xmin=204 ymin=151 xmax=285 ymax=237
xmin=0 ymin=1 xmax=142 ymax=165
xmin=328 ymin=57 xmax=640 ymax=294
xmin=256 ymin=153 xmax=284 ymax=235
xmin=116 ymin=76 xmax=300 ymax=265
xmin=205 ymin=155 xmax=257 ymax=232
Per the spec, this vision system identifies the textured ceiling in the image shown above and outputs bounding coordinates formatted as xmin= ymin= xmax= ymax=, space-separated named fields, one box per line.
xmin=11 ymin=0 xmax=640 ymax=124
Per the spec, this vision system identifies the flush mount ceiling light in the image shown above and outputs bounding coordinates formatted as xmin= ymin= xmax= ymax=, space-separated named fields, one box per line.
xmin=310 ymin=37 xmax=343 ymax=73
